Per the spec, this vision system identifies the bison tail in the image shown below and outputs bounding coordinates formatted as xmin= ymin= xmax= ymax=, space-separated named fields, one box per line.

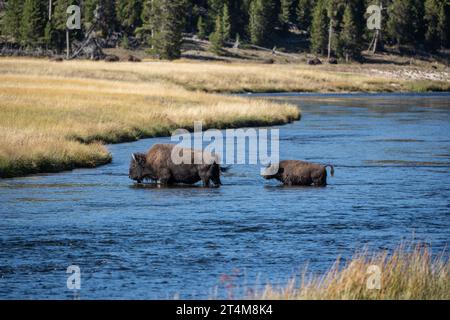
xmin=325 ymin=165 xmax=335 ymax=177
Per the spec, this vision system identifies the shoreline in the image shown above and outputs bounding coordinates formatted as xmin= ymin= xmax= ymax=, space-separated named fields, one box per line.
xmin=0 ymin=116 xmax=300 ymax=179
xmin=243 ymin=91 xmax=450 ymax=97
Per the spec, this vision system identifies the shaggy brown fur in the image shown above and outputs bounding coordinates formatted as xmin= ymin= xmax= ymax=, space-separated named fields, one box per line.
xmin=129 ymin=144 xmax=226 ymax=187
xmin=263 ymin=160 xmax=334 ymax=187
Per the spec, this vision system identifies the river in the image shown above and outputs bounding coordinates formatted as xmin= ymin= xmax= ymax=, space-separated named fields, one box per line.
xmin=0 ymin=93 xmax=449 ymax=299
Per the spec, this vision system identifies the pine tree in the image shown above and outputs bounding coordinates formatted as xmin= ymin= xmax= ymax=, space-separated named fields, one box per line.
xmin=413 ymin=0 xmax=426 ymax=46
xmin=0 ymin=0 xmax=443 ymax=56
xmin=326 ymin=0 xmax=345 ymax=59
xmin=232 ymin=0 xmax=251 ymax=40
xmin=296 ymin=0 xmax=313 ymax=32
xmin=20 ymin=0 xmax=47 ymax=46
xmin=43 ymin=20 xmax=55 ymax=47
xmin=49 ymin=0 xmax=84 ymax=51
xmin=387 ymin=0 xmax=425 ymax=47
xmin=116 ymin=0 xmax=143 ymax=36
xmin=438 ymin=2 xmax=450 ymax=48
xmin=197 ymin=16 xmax=207 ymax=40
xmin=209 ymin=12 xmax=224 ymax=54
xmin=249 ymin=0 xmax=263 ymax=45
xmin=83 ymin=0 xmax=97 ymax=25
xmin=83 ymin=0 xmax=118 ymax=38
xmin=222 ymin=3 xmax=231 ymax=41
xmin=53 ymin=0 xmax=73 ymax=31
xmin=339 ymin=2 xmax=362 ymax=61
xmin=3 ymin=0 xmax=25 ymax=41
xmin=310 ymin=0 xmax=328 ymax=54
xmin=279 ymin=0 xmax=294 ymax=31
xmin=249 ymin=0 xmax=276 ymax=46
xmin=135 ymin=0 xmax=155 ymax=44
xmin=424 ymin=0 xmax=448 ymax=50
xmin=142 ymin=0 xmax=185 ymax=60
xmin=352 ymin=0 xmax=366 ymax=40
xmin=208 ymin=0 xmax=223 ymax=18
xmin=207 ymin=0 xmax=224 ymax=32
xmin=425 ymin=0 xmax=439 ymax=50
xmin=49 ymin=0 xmax=67 ymax=50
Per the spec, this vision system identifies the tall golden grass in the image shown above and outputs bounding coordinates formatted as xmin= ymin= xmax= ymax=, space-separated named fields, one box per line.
xmin=0 ymin=58 xmax=300 ymax=177
xmin=255 ymin=244 xmax=449 ymax=300
xmin=1 ymin=58 xmax=448 ymax=93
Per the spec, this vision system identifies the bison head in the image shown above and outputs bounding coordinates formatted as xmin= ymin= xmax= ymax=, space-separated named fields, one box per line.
xmin=261 ymin=163 xmax=282 ymax=180
xmin=129 ymin=153 xmax=148 ymax=183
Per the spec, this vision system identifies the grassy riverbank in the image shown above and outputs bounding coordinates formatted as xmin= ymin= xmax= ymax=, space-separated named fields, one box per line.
xmin=255 ymin=244 xmax=449 ymax=300
xmin=0 ymin=58 xmax=300 ymax=178
xmin=2 ymin=57 xmax=449 ymax=94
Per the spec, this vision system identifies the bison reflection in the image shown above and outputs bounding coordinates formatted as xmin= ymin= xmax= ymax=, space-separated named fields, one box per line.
xmin=129 ymin=144 xmax=227 ymax=187
xmin=262 ymin=160 xmax=335 ymax=187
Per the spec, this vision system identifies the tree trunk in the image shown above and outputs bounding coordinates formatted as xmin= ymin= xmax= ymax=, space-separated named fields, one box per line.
xmin=66 ymin=30 xmax=70 ymax=59
xmin=328 ymin=20 xmax=333 ymax=60
xmin=372 ymin=29 xmax=379 ymax=54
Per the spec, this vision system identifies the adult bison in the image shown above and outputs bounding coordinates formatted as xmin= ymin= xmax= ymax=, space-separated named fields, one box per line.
xmin=262 ymin=160 xmax=335 ymax=187
xmin=129 ymin=144 xmax=227 ymax=187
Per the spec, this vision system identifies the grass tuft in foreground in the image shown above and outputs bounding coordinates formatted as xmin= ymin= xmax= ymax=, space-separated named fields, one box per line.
xmin=256 ymin=244 xmax=449 ymax=300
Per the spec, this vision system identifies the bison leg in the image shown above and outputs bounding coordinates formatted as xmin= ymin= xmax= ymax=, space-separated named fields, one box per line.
xmin=201 ymin=178 xmax=211 ymax=188
xmin=199 ymin=163 xmax=221 ymax=188
xmin=209 ymin=163 xmax=222 ymax=187
xmin=212 ymin=177 xmax=222 ymax=187
xmin=211 ymin=168 xmax=222 ymax=187
xmin=313 ymin=177 xmax=327 ymax=187
xmin=158 ymin=169 xmax=172 ymax=185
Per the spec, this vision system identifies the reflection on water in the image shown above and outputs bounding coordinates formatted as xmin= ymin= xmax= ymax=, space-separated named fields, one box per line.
xmin=0 ymin=93 xmax=449 ymax=299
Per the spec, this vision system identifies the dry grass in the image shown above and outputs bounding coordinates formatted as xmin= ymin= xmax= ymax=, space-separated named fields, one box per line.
xmin=0 ymin=58 xmax=300 ymax=178
xmin=255 ymin=244 xmax=449 ymax=300
xmin=1 ymin=58 xmax=448 ymax=94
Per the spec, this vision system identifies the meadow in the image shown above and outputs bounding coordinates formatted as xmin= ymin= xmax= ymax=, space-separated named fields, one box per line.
xmin=2 ymin=57 xmax=449 ymax=94
xmin=256 ymin=244 xmax=449 ymax=300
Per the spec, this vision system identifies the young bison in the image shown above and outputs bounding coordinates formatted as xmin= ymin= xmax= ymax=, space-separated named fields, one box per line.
xmin=129 ymin=144 xmax=227 ymax=187
xmin=262 ymin=160 xmax=335 ymax=187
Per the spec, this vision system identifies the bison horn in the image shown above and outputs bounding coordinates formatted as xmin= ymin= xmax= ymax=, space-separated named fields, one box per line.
xmin=132 ymin=153 xmax=136 ymax=161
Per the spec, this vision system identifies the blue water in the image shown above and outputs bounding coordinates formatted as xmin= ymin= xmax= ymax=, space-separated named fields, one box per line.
xmin=0 ymin=93 xmax=449 ymax=299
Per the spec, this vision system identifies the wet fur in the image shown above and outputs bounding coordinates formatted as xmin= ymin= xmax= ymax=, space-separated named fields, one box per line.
xmin=129 ymin=144 xmax=225 ymax=187
xmin=263 ymin=160 xmax=334 ymax=187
